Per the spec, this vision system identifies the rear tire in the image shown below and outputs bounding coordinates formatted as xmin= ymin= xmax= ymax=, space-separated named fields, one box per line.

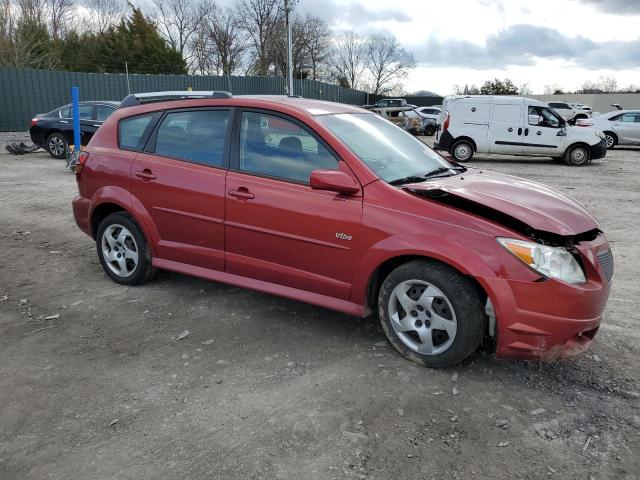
xmin=96 ymin=212 xmax=157 ymax=285
xmin=378 ymin=260 xmax=485 ymax=368
xmin=604 ymin=132 xmax=617 ymax=149
xmin=46 ymin=132 xmax=67 ymax=159
xmin=451 ymin=140 xmax=474 ymax=162
xmin=564 ymin=144 xmax=590 ymax=166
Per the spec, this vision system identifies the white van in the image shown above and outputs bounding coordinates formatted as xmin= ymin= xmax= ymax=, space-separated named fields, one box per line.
xmin=434 ymin=95 xmax=607 ymax=166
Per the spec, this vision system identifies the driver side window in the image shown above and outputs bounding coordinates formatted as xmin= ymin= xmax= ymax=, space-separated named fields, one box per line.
xmin=238 ymin=111 xmax=338 ymax=183
xmin=528 ymin=106 xmax=561 ymax=128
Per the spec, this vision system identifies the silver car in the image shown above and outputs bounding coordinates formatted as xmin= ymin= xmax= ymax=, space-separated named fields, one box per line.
xmin=578 ymin=110 xmax=640 ymax=149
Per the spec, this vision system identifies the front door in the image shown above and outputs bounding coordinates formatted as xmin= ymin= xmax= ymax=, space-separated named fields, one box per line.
xmin=616 ymin=112 xmax=640 ymax=144
xmin=521 ymin=106 xmax=565 ymax=156
xmin=129 ymin=108 xmax=232 ymax=270
xmin=224 ymin=110 xmax=363 ymax=300
xmin=488 ymin=102 xmax=524 ymax=154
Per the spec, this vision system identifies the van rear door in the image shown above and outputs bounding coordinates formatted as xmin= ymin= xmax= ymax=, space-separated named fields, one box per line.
xmin=488 ymin=100 xmax=524 ymax=154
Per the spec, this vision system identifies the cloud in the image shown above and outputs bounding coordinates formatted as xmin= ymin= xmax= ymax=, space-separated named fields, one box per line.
xmin=573 ymin=0 xmax=640 ymax=14
xmin=301 ymin=0 xmax=411 ymax=26
xmin=412 ymin=24 xmax=640 ymax=70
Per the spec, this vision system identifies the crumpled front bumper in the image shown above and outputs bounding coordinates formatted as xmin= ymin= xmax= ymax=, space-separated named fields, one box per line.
xmin=477 ymin=235 xmax=612 ymax=361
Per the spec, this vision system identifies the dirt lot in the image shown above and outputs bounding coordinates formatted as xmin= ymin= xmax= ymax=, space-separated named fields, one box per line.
xmin=0 ymin=133 xmax=639 ymax=480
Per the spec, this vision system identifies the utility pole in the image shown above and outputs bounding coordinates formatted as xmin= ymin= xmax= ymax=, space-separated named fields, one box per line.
xmin=125 ymin=62 xmax=130 ymax=94
xmin=285 ymin=0 xmax=293 ymax=96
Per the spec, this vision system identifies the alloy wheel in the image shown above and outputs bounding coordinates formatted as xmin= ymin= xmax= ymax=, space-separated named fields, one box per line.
xmin=605 ymin=135 xmax=615 ymax=149
xmin=48 ymin=136 xmax=65 ymax=157
xmin=387 ymin=280 xmax=457 ymax=355
xmin=101 ymin=224 xmax=139 ymax=278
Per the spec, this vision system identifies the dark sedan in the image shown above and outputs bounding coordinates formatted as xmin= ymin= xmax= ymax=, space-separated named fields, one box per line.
xmin=30 ymin=101 xmax=120 ymax=158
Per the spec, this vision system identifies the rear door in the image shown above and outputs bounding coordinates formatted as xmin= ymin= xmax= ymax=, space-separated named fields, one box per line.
xmin=521 ymin=105 xmax=566 ymax=155
xmin=129 ymin=107 xmax=232 ymax=270
xmin=224 ymin=109 xmax=363 ymax=300
xmin=488 ymin=101 xmax=524 ymax=154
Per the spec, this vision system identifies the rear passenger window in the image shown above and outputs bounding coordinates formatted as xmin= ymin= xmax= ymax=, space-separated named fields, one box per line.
xmin=239 ymin=111 xmax=338 ymax=183
xmin=154 ymin=110 xmax=229 ymax=167
xmin=119 ymin=114 xmax=154 ymax=151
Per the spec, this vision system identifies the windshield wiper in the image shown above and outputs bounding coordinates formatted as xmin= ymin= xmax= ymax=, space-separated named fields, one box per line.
xmin=388 ymin=175 xmax=431 ymax=186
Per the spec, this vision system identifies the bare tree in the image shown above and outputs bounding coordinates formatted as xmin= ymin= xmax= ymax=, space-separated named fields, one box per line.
xmin=152 ymin=0 xmax=205 ymax=56
xmin=48 ymin=0 xmax=74 ymax=38
xmin=236 ymin=0 xmax=281 ymax=76
xmin=598 ymin=75 xmax=618 ymax=93
xmin=331 ymin=31 xmax=367 ymax=89
xmin=365 ymin=33 xmax=415 ymax=95
xmin=84 ymin=0 xmax=125 ymax=34
xmin=207 ymin=6 xmax=246 ymax=75
xmin=518 ymin=82 xmax=532 ymax=96
xmin=189 ymin=16 xmax=214 ymax=74
xmin=303 ymin=14 xmax=329 ymax=80
xmin=0 ymin=0 xmax=15 ymax=64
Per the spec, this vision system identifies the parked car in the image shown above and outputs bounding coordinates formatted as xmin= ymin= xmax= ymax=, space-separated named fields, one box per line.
xmin=72 ymin=91 xmax=612 ymax=367
xmin=548 ymin=101 xmax=591 ymax=123
xmin=434 ymin=95 xmax=607 ymax=166
xmin=375 ymin=107 xmax=432 ymax=136
xmin=361 ymin=98 xmax=416 ymax=110
xmin=576 ymin=110 xmax=640 ymax=149
xmin=415 ymin=106 xmax=441 ymax=135
xmin=30 ymin=101 xmax=119 ymax=158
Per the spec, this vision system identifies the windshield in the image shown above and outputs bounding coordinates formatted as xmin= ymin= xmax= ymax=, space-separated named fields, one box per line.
xmin=316 ymin=113 xmax=451 ymax=183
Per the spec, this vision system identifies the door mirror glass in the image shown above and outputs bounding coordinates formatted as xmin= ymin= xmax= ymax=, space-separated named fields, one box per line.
xmin=310 ymin=169 xmax=360 ymax=195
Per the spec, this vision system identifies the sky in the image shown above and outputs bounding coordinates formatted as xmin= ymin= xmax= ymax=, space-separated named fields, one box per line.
xmin=297 ymin=0 xmax=640 ymax=95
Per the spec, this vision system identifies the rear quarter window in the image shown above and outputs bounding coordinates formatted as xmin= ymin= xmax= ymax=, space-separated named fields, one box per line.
xmin=119 ymin=114 xmax=154 ymax=151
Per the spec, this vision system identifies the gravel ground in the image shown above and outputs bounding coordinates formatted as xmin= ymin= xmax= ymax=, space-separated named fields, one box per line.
xmin=0 ymin=132 xmax=639 ymax=480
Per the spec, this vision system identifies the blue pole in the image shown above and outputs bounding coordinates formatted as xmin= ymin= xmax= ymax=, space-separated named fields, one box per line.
xmin=72 ymin=86 xmax=81 ymax=151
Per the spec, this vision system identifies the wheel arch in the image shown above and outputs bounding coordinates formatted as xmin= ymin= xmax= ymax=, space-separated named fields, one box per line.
xmin=451 ymin=136 xmax=477 ymax=152
xmin=363 ymin=253 xmax=489 ymax=319
xmin=89 ymin=188 xmax=160 ymax=257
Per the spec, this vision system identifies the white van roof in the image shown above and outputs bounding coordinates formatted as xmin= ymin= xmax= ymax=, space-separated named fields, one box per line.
xmin=444 ymin=95 xmax=548 ymax=108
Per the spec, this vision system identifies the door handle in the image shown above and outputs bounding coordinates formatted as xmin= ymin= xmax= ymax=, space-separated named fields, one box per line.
xmin=517 ymin=128 xmax=522 ymax=135
xmin=524 ymin=128 xmax=529 ymax=136
xmin=507 ymin=127 xmax=513 ymax=132
xmin=228 ymin=188 xmax=255 ymax=200
xmin=536 ymin=131 xmax=542 ymax=135
xmin=134 ymin=169 xmax=156 ymax=180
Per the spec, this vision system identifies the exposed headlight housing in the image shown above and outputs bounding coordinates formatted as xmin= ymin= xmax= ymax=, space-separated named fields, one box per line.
xmin=497 ymin=238 xmax=586 ymax=284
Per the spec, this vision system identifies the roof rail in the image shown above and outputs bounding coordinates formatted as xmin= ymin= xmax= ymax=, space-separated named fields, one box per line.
xmin=119 ymin=91 xmax=233 ymax=108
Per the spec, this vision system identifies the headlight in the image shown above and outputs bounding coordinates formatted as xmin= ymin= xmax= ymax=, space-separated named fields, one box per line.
xmin=497 ymin=238 xmax=586 ymax=284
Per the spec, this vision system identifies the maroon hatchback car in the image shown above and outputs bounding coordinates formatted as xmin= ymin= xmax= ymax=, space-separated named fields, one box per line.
xmin=72 ymin=91 xmax=613 ymax=367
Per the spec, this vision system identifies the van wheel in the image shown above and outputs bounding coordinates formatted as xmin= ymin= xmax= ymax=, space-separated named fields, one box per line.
xmin=451 ymin=140 xmax=474 ymax=162
xmin=604 ymin=132 xmax=617 ymax=149
xmin=96 ymin=212 xmax=157 ymax=285
xmin=378 ymin=260 xmax=485 ymax=368
xmin=46 ymin=133 xmax=67 ymax=159
xmin=564 ymin=144 xmax=590 ymax=166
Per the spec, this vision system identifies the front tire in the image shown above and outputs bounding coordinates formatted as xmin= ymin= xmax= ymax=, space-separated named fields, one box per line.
xmin=378 ymin=260 xmax=485 ymax=368
xmin=564 ymin=144 xmax=590 ymax=166
xmin=424 ymin=124 xmax=436 ymax=136
xmin=46 ymin=132 xmax=68 ymax=159
xmin=451 ymin=140 xmax=474 ymax=162
xmin=604 ymin=132 xmax=617 ymax=149
xmin=96 ymin=212 xmax=156 ymax=285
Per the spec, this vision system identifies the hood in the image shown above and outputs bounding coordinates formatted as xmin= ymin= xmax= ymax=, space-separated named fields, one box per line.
xmin=406 ymin=170 xmax=598 ymax=236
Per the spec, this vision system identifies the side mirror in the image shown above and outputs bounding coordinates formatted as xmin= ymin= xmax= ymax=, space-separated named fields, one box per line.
xmin=310 ymin=169 xmax=360 ymax=195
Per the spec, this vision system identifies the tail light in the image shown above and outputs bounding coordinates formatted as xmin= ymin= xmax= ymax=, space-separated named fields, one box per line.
xmin=75 ymin=151 xmax=89 ymax=178
xmin=31 ymin=118 xmax=39 ymax=127
xmin=442 ymin=111 xmax=450 ymax=133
